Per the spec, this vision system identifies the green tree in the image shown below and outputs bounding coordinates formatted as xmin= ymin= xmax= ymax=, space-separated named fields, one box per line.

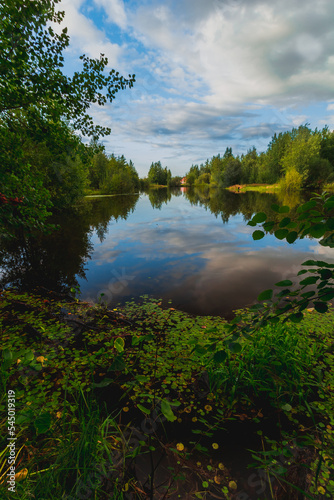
xmin=280 ymin=130 xmax=330 ymax=188
xmin=148 ymin=162 xmax=167 ymax=185
xmin=222 ymin=158 xmax=242 ymax=187
xmin=0 ymin=0 xmax=135 ymax=237
xmin=0 ymin=0 xmax=135 ymax=137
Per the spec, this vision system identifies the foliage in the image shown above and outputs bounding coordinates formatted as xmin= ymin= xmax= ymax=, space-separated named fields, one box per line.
xmin=0 ymin=0 xmax=135 ymax=137
xmin=181 ymin=125 xmax=334 ymax=191
xmin=0 ymin=0 xmax=135 ymax=238
xmin=1 ymin=290 xmax=334 ymax=498
xmin=147 ymin=161 xmax=171 ymax=186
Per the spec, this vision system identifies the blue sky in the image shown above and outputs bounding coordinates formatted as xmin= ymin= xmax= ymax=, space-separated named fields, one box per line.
xmin=57 ymin=0 xmax=334 ymax=177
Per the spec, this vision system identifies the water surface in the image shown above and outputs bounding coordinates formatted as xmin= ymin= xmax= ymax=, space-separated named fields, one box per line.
xmin=0 ymin=188 xmax=329 ymax=318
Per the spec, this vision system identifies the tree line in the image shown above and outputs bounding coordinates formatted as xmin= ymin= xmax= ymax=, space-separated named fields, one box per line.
xmin=183 ymin=125 xmax=334 ymax=190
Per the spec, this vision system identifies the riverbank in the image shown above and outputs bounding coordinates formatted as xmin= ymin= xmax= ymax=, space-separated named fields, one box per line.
xmin=1 ymin=288 xmax=333 ymax=499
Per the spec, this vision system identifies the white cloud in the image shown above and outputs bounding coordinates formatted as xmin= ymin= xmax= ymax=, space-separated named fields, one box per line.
xmin=93 ymin=0 xmax=127 ymax=29
xmin=58 ymin=0 xmax=334 ymax=173
xmin=57 ymin=0 xmax=123 ymax=67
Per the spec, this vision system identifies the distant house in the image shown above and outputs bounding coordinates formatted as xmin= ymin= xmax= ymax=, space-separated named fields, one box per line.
xmin=181 ymin=177 xmax=187 ymax=184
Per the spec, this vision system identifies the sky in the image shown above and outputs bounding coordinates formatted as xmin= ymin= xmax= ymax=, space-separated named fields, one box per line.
xmin=57 ymin=0 xmax=334 ymax=177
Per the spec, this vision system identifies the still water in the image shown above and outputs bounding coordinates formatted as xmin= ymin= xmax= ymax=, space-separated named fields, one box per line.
xmin=0 ymin=187 xmax=329 ymax=318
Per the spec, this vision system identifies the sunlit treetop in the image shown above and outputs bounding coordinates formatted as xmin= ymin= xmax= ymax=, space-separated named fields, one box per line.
xmin=0 ymin=0 xmax=135 ymax=138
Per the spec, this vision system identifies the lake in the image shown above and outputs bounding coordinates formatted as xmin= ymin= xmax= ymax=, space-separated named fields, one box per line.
xmin=0 ymin=187 xmax=329 ymax=318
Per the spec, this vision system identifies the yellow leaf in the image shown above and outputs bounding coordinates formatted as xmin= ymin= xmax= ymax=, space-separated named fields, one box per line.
xmin=176 ymin=443 xmax=184 ymax=451
xmin=212 ymin=442 xmax=219 ymax=449
xmin=214 ymin=475 xmax=221 ymax=484
xmin=36 ymin=356 xmax=47 ymax=366
xmin=229 ymin=481 xmax=237 ymax=490
xmin=15 ymin=468 xmax=28 ymax=481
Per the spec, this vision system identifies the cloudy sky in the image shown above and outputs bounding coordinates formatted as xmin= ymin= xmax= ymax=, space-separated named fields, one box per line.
xmin=58 ymin=0 xmax=334 ymax=177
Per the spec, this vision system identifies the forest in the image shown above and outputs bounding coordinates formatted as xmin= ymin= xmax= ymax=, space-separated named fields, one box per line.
xmin=183 ymin=126 xmax=334 ymax=190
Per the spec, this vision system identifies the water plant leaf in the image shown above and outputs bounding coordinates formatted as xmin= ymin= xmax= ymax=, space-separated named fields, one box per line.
xmin=114 ymin=337 xmax=125 ymax=353
xmin=92 ymin=378 xmax=114 ymax=388
xmin=137 ymin=404 xmax=151 ymax=415
xmin=278 ymin=206 xmax=290 ymax=213
xmin=34 ymin=412 xmax=51 ymax=435
xmin=161 ymin=400 xmax=177 ymax=422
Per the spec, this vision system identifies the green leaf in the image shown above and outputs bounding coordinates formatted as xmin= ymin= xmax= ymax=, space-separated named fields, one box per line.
xmin=274 ymin=229 xmax=289 ymax=240
xmin=257 ymin=289 xmax=273 ymax=301
xmin=262 ymin=220 xmax=275 ymax=231
xmin=300 ymin=276 xmax=318 ymax=286
xmin=319 ymin=291 xmax=334 ymax=302
xmin=138 ymin=404 xmax=151 ymax=415
xmin=161 ymin=400 xmax=177 ymax=422
xmin=2 ymin=349 xmax=13 ymax=361
xmin=279 ymin=217 xmax=291 ymax=228
xmin=301 ymin=260 xmax=317 ymax=266
xmin=320 ymin=234 xmax=334 ymax=248
xmin=279 ymin=206 xmax=290 ymax=213
xmin=252 ymin=230 xmax=265 ymax=240
xmin=92 ymin=378 xmax=114 ymax=388
xmin=247 ymin=220 xmax=257 ymax=227
xmin=249 ymin=303 xmax=264 ymax=311
xmin=251 ymin=212 xmax=267 ymax=224
xmin=24 ymin=351 xmax=34 ymax=363
xmin=34 ymin=412 xmax=51 ymax=435
xmin=228 ymin=342 xmax=242 ymax=353
xmin=297 ymin=200 xmax=317 ymax=213
xmin=114 ymin=337 xmax=125 ymax=353
xmin=286 ymin=221 xmax=298 ymax=229
xmin=290 ymin=312 xmax=303 ymax=323
xmin=214 ymin=350 xmax=227 ymax=363
xmin=326 ymin=218 xmax=334 ymax=230
xmin=110 ymin=355 xmax=125 ymax=371
xmin=309 ymin=224 xmax=326 ymax=239
xmin=281 ymin=403 xmax=292 ymax=412
xmin=314 ymin=302 xmax=328 ymax=313
xmin=319 ymin=269 xmax=332 ymax=280
xmin=286 ymin=231 xmax=298 ymax=244
xmin=301 ymin=291 xmax=315 ymax=298
xmin=324 ymin=199 xmax=334 ymax=210
xmin=271 ymin=204 xmax=280 ymax=212
xmin=275 ymin=280 xmax=293 ymax=287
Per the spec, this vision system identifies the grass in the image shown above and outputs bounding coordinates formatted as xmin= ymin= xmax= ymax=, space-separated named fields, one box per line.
xmin=227 ymin=183 xmax=281 ymax=193
xmin=1 ymin=290 xmax=334 ymax=498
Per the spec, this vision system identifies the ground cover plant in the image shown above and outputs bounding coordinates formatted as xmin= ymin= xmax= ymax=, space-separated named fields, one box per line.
xmin=1 ymin=289 xmax=334 ymax=498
